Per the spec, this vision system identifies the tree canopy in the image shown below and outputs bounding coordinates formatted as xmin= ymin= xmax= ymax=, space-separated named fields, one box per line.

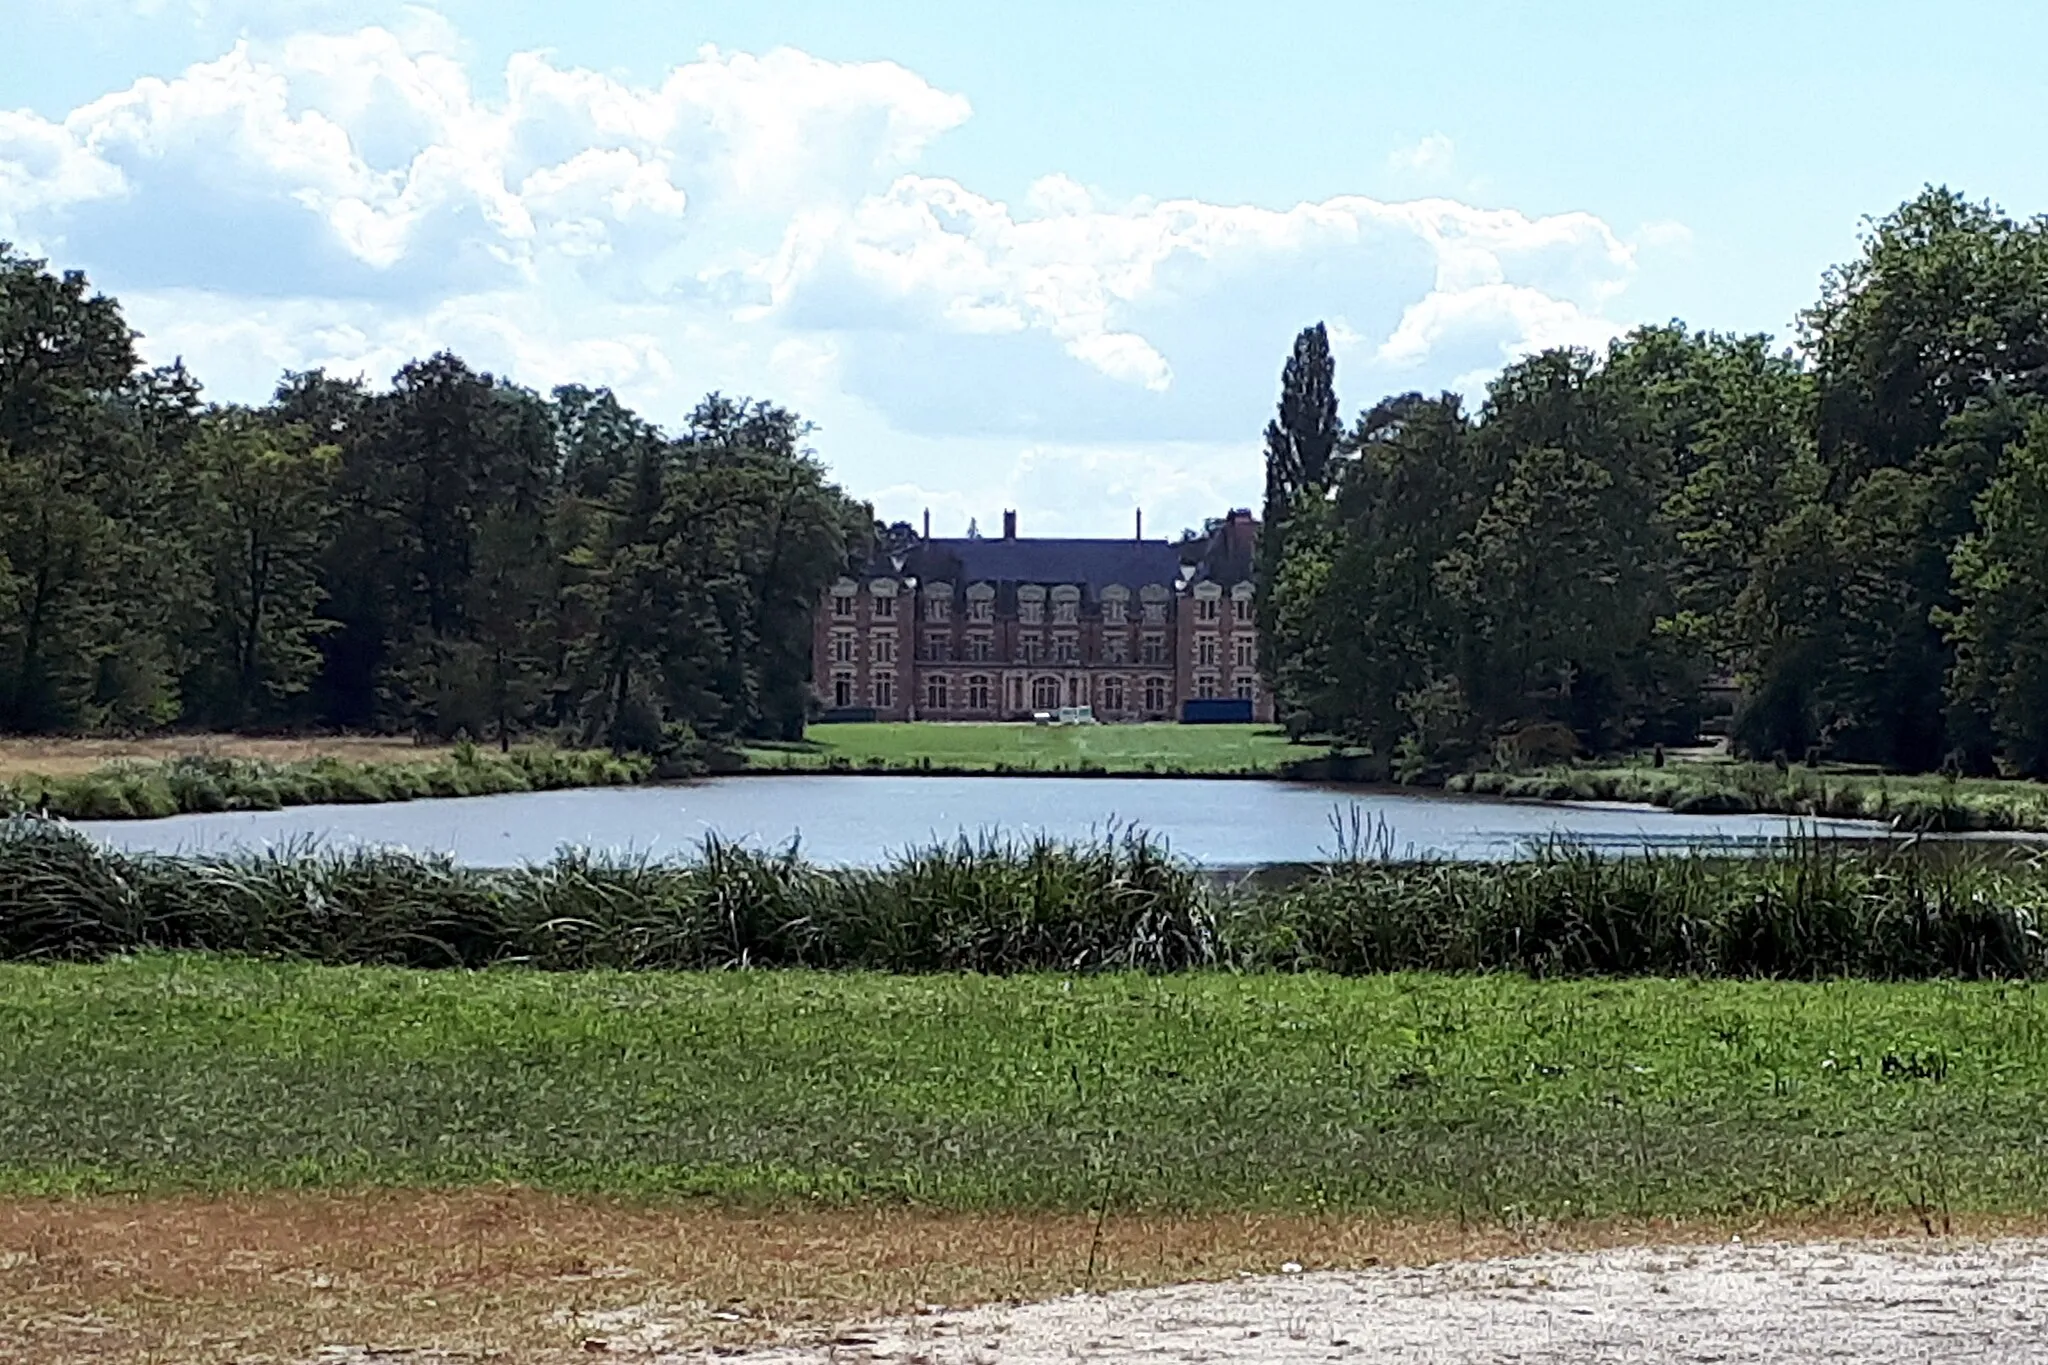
xmin=1256 ymin=187 xmax=2048 ymax=781
xmin=0 ymin=243 xmax=871 ymax=753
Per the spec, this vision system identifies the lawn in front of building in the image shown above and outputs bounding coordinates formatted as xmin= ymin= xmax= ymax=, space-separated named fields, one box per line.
xmin=747 ymin=721 xmax=1321 ymax=775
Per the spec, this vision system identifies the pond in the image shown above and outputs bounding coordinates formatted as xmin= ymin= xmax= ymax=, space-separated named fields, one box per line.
xmin=70 ymin=774 xmax=1889 ymax=867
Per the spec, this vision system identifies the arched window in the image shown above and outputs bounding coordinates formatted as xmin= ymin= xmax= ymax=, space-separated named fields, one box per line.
xmin=926 ymin=675 xmax=948 ymax=711
xmin=968 ymin=675 xmax=991 ymax=710
xmin=1031 ymin=675 xmax=1061 ymax=710
xmin=1102 ymin=676 xmax=1126 ymax=713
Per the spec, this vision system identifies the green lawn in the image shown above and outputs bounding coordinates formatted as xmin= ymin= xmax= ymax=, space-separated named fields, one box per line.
xmin=7 ymin=957 xmax=2045 ymax=1218
xmin=747 ymin=721 xmax=1323 ymax=775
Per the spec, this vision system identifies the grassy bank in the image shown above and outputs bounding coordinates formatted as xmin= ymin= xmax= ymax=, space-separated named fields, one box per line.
xmin=744 ymin=721 xmax=1325 ymax=776
xmin=1450 ymin=762 xmax=2048 ymax=833
xmin=0 ymin=744 xmax=651 ymax=821
xmin=6 ymin=819 xmax=2047 ymax=979
xmin=4 ymin=956 xmax=2043 ymax=1218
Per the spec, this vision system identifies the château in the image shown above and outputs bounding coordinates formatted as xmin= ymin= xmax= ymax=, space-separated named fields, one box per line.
xmin=813 ymin=509 xmax=1272 ymax=723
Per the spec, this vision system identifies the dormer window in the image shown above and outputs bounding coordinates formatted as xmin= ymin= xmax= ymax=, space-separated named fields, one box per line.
xmin=967 ymin=583 xmax=996 ymax=622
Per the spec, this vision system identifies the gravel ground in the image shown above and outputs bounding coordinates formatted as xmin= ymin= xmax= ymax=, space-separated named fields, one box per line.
xmin=708 ymin=1238 xmax=2048 ymax=1364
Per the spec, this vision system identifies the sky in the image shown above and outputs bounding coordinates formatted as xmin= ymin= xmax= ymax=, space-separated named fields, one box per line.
xmin=6 ymin=1 xmax=2048 ymax=538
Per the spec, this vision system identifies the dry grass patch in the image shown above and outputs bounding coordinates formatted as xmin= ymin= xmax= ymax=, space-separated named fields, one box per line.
xmin=3 ymin=1191 xmax=2045 ymax=1364
xmin=0 ymin=736 xmax=446 ymax=781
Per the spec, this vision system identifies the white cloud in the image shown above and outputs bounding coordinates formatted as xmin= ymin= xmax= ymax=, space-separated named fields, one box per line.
xmin=1388 ymin=132 xmax=1456 ymax=178
xmin=0 ymin=22 xmax=1663 ymax=534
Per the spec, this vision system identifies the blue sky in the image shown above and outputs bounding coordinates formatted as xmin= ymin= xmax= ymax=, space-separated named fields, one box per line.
xmin=7 ymin=0 xmax=2046 ymax=535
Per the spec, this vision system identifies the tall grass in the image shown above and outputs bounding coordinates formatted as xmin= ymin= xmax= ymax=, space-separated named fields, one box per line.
xmin=1448 ymin=763 xmax=2048 ymax=832
xmin=3 ymin=818 xmax=2045 ymax=979
xmin=0 ymin=745 xmax=652 ymax=822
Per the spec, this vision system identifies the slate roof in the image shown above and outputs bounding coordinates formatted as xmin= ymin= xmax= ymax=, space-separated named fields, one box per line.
xmin=898 ymin=538 xmax=1193 ymax=595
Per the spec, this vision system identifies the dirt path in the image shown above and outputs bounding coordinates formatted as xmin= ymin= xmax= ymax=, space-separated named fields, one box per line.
xmin=724 ymin=1238 xmax=2048 ymax=1364
xmin=8 ymin=1193 xmax=2045 ymax=1363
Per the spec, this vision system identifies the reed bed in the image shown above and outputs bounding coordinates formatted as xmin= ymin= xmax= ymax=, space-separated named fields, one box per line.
xmin=0 ymin=745 xmax=651 ymax=821
xmin=1449 ymin=763 xmax=2048 ymax=832
xmin=3 ymin=819 xmax=2044 ymax=979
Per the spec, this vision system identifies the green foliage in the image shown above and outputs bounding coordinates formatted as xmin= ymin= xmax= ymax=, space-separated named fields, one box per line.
xmin=1943 ymin=417 xmax=2048 ymax=776
xmin=1447 ymin=761 xmax=2048 ymax=833
xmin=7 ymin=958 xmax=2048 ymax=1216
xmin=0 ymin=248 xmax=868 ymax=749
xmin=1257 ymin=323 xmax=1341 ymax=689
xmin=6 ymin=819 xmax=2048 ymax=981
xmin=184 ymin=412 xmax=338 ymax=725
xmin=1262 ymin=188 xmax=2048 ymax=784
xmin=1 ymin=747 xmax=648 ymax=822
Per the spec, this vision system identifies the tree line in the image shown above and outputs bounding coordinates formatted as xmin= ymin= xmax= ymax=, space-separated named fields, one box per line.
xmin=1258 ymin=188 xmax=2048 ymax=781
xmin=0 ymin=245 xmax=871 ymax=751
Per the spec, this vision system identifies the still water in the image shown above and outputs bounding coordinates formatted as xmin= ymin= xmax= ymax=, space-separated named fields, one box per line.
xmin=71 ymin=775 xmax=1886 ymax=867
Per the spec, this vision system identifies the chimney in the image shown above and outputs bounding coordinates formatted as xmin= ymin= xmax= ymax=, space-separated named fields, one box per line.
xmin=922 ymin=508 xmax=931 ymax=540
xmin=1135 ymin=507 xmax=1143 ymax=542
xmin=1225 ymin=507 xmax=1255 ymax=556
xmin=1002 ymin=509 xmax=1017 ymax=540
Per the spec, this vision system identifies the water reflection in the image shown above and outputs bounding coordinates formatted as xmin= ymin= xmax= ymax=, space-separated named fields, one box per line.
xmin=72 ymin=775 xmax=1891 ymax=868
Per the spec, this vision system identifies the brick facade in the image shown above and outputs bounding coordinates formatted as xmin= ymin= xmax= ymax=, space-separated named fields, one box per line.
xmin=812 ymin=508 xmax=1274 ymax=724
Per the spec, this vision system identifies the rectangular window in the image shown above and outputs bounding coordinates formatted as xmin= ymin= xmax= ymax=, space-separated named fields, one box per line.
xmin=925 ymin=597 xmax=950 ymax=622
xmin=1196 ymin=597 xmax=1219 ymax=621
xmin=1103 ymin=601 xmax=1127 ymax=625
xmin=969 ymin=597 xmax=993 ymax=621
xmin=1020 ymin=632 xmax=1042 ymax=662
xmin=832 ymin=673 xmax=853 ymax=707
xmin=926 ymin=675 xmax=948 ymax=710
xmin=1197 ymin=674 xmax=1218 ymax=700
xmin=968 ymin=676 xmax=991 ymax=710
xmin=831 ymin=630 xmax=855 ymax=664
xmin=874 ymin=595 xmax=896 ymax=619
xmin=1142 ymin=601 xmax=1167 ymax=624
xmin=1197 ymin=635 xmax=1218 ymax=667
xmin=1055 ymin=634 xmax=1079 ymax=663
xmin=1053 ymin=600 xmax=1078 ymax=624
xmin=1144 ymin=677 xmax=1167 ymax=713
xmin=1019 ymin=600 xmax=1044 ymax=624
xmin=832 ymin=594 xmax=855 ymax=618
xmin=925 ymin=633 xmax=950 ymax=662
xmin=1234 ymin=638 xmax=1254 ymax=668
xmin=872 ymin=634 xmax=895 ymax=664
xmin=968 ymin=633 xmax=993 ymax=661
xmin=1009 ymin=677 xmax=1025 ymax=710
xmin=875 ymin=673 xmax=895 ymax=709
xmin=1140 ymin=633 xmax=1166 ymax=665
xmin=1104 ymin=635 xmax=1129 ymax=664
xmin=1233 ymin=674 xmax=1255 ymax=701
xmin=1233 ymin=597 xmax=1252 ymax=622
